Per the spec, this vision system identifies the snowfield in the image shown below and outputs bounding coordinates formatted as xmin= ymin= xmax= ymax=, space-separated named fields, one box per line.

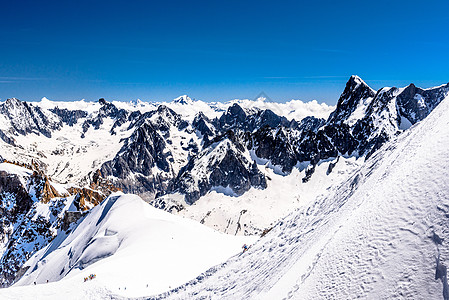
xmin=0 ymin=193 xmax=256 ymax=299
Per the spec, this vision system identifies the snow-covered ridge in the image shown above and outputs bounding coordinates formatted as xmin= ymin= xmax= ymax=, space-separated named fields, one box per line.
xmin=11 ymin=193 xmax=256 ymax=298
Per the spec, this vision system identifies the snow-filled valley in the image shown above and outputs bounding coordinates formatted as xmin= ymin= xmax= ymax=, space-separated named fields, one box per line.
xmin=0 ymin=76 xmax=449 ymax=299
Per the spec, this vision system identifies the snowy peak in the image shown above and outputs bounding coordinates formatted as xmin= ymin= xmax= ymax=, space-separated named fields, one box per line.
xmin=173 ymin=95 xmax=193 ymax=105
xmin=327 ymin=75 xmax=376 ymax=125
xmin=348 ymin=74 xmax=367 ymax=86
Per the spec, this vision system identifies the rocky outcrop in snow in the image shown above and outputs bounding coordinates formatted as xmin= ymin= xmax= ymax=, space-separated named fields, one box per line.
xmin=171 ymin=133 xmax=267 ymax=204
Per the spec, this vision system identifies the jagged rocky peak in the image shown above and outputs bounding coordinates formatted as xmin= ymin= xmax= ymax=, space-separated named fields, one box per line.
xmin=327 ymin=75 xmax=376 ymax=125
xmin=81 ymin=98 xmax=129 ymax=135
xmin=254 ymin=109 xmax=290 ymax=129
xmin=134 ymin=104 xmax=188 ymax=131
xmin=218 ymin=103 xmax=291 ymax=133
xmin=49 ymin=107 xmax=87 ymax=127
xmin=98 ymin=98 xmax=127 ymax=119
xmin=219 ymin=103 xmax=247 ymax=129
xmin=3 ymin=98 xmax=22 ymax=109
xmin=193 ymin=111 xmax=216 ymax=137
xmin=98 ymin=98 xmax=107 ymax=105
xmin=100 ymin=120 xmax=174 ymax=199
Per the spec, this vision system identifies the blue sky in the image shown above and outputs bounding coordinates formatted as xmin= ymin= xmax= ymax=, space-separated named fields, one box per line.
xmin=0 ymin=0 xmax=448 ymax=104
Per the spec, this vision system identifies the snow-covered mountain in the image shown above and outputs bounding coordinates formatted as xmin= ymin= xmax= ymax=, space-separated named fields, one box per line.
xmin=1 ymin=76 xmax=449 ymax=298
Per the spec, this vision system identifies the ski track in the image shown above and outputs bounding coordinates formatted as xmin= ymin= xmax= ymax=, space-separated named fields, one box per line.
xmin=147 ymin=96 xmax=449 ymax=300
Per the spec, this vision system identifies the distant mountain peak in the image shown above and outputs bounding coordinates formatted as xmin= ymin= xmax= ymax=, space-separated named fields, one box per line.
xmin=173 ymin=95 xmax=193 ymax=104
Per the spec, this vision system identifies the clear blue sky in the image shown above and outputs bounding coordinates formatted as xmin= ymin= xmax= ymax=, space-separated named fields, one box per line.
xmin=0 ymin=0 xmax=448 ymax=104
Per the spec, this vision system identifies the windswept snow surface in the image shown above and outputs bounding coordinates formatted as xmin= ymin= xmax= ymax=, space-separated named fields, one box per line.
xmin=153 ymin=95 xmax=449 ymax=299
xmin=1 ymin=194 xmax=256 ymax=299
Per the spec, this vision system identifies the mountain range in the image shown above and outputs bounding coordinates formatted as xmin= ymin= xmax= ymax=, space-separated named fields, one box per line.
xmin=0 ymin=75 xmax=448 ymax=299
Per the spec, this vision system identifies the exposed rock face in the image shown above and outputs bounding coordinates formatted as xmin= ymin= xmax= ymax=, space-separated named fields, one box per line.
xmin=66 ymin=187 xmax=104 ymax=211
xmin=192 ymin=112 xmax=216 ymax=138
xmin=296 ymin=116 xmax=325 ymax=132
xmin=29 ymin=171 xmax=64 ymax=204
xmin=67 ymin=169 xmax=121 ymax=211
xmin=81 ymin=98 xmax=130 ymax=136
xmin=0 ymin=78 xmax=447 ymax=286
xmin=98 ymin=77 xmax=449 ymax=203
xmin=0 ymin=171 xmax=33 ymax=216
xmin=218 ymin=104 xmax=290 ymax=132
xmin=252 ymin=126 xmax=298 ymax=174
xmin=0 ymin=165 xmax=55 ymax=287
xmin=218 ymin=103 xmax=247 ymax=130
xmin=61 ymin=211 xmax=85 ymax=231
xmin=396 ymin=83 xmax=449 ymax=124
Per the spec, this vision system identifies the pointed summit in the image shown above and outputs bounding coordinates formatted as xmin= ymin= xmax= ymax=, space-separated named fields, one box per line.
xmin=346 ymin=75 xmax=371 ymax=91
xmin=326 ymin=75 xmax=376 ymax=125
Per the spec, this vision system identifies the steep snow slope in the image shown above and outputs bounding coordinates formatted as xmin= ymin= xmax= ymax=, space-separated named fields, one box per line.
xmin=153 ymin=95 xmax=449 ymax=299
xmin=6 ymin=193 xmax=256 ymax=298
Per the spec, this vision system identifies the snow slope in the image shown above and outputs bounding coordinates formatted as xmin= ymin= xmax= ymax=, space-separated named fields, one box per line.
xmin=3 ymin=193 xmax=256 ymax=299
xmin=152 ymin=94 xmax=449 ymax=299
